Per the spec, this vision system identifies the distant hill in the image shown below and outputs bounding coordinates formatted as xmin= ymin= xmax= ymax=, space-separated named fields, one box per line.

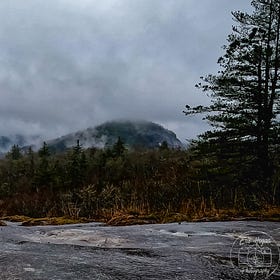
xmin=47 ymin=120 xmax=184 ymax=152
xmin=0 ymin=135 xmax=40 ymax=154
xmin=0 ymin=121 xmax=184 ymax=154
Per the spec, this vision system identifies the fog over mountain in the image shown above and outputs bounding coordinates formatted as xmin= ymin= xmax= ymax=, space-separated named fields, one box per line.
xmin=0 ymin=120 xmax=184 ymax=153
xmin=0 ymin=135 xmax=41 ymax=154
xmin=0 ymin=0 xmax=252 ymax=141
xmin=47 ymin=120 xmax=184 ymax=152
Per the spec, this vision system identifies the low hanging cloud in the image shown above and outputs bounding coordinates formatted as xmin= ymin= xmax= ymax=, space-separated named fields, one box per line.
xmin=0 ymin=0 xmax=251 ymax=143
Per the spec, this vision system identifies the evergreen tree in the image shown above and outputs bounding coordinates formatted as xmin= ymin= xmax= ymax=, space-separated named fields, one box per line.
xmin=5 ymin=145 xmax=24 ymax=192
xmin=35 ymin=142 xmax=52 ymax=188
xmin=6 ymin=144 xmax=22 ymax=160
xmin=159 ymin=140 xmax=169 ymax=151
xmin=66 ymin=140 xmax=88 ymax=188
xmin=38 ymin=142 xmax=50 ymax=158
xmin=26 ymin=146 xmax=35 ymax=178
xmin=112 ymin=136 xmax=125 ymax=157
xmin=184 ymin=0 xmax=280 ymax=204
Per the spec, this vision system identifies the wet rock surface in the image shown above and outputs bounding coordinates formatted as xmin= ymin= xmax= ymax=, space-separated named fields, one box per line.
xmin=0 ymin=221 xmax=279 ymax=279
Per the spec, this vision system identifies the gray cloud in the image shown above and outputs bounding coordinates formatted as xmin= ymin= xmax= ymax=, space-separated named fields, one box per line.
xmin=0 ymin=0 xmax=251 ymax=143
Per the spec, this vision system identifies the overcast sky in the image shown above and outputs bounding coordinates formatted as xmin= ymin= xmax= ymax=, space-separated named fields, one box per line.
xmin=0 ymin=0 xmax=252 ymax=143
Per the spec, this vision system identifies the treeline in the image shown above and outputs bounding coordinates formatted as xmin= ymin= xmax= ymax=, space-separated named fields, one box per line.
xmin=0 ymin=138 xmax=279 ymax=220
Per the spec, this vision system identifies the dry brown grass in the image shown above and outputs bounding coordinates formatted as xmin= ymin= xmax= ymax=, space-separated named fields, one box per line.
xmin=105 ymin=205 xmax=280 ymax=225
xmin=2 ymin=206 xmax=279 ymax=226
xmin=2 ymin=216 xmax=92 ymax=226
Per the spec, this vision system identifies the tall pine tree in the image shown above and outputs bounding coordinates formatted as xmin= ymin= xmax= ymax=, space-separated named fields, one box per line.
xmin=185 ymin=0 xmax=280 ymax=206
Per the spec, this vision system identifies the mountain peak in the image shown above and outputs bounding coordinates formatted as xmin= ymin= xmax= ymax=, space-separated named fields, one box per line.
xmin=48 ymin=120 xmax=183 ymax=152
xmin=0 ymin=120 xmax=184 ymax=154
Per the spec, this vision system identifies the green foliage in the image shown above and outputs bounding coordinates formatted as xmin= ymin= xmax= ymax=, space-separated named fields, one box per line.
xmin=111 ymin=136 xmax=126 ymax=157
xmin=35 ymin=142 xmax=53 ymax=188
xmin=159 ymin=140 xmax=169 ymax=151
xmin=38 ymin=142 xmax=50 ymax=157
xmin=65 ymin=140 xmax=88 ymax=188
xmin=184 ymin=0 xmax=280 ymax=207
xmin=6 ymin=145 xmax=22 ymax=160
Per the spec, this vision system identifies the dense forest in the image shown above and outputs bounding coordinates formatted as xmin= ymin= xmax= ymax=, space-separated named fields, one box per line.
xmin=0 ymin=137 xmax=279 ymax=223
